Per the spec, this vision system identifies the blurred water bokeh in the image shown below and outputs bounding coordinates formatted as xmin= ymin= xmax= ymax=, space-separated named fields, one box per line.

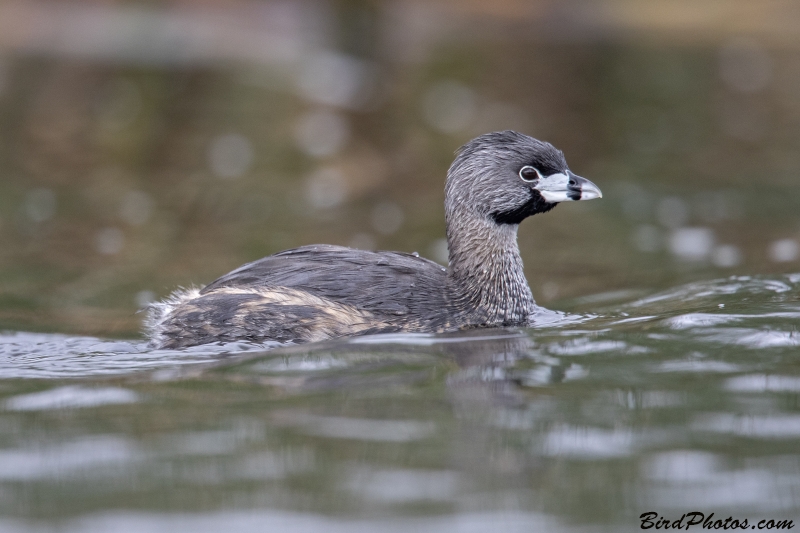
xmin=1 ymin=1 xmax=800 ymax=531
xmin=0 ymin=0 xmax=799 ymax=336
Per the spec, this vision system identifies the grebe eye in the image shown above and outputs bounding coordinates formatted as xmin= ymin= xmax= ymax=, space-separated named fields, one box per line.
xmin=519 ymin=166 xmax=540 ymax=183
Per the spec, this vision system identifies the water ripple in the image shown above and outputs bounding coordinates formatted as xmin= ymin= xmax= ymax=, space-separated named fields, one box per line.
xmin=541 ymin=425 xmax=635 ymax=458
xmin=694 ymin=414 xmax=800 ymax=438
xmin=699 ymin=328 xmax=800 ymax=349
xmin=0 ymin=332 xmax=269 ymax=378
xmin=4 ymin=386 xmax=139 ymax=411
xmin=725 ymin=374 xmax=800 ymax=393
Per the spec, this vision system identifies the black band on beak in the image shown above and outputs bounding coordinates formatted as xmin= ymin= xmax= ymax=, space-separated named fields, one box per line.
xmin=567 ymin=171 xmax=602 ymax=201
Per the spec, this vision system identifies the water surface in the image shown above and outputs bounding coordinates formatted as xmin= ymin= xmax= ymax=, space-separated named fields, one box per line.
xmin=1 ymin=274 xmax=798 ymax=532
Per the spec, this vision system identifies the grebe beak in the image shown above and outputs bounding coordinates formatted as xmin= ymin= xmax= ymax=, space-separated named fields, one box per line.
xmin=535 ymin=171 xmax=602 ymax=203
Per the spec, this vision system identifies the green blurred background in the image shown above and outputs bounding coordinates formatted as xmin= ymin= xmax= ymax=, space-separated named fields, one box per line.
xmin=0 ymin=0 xmax=799 ymax=337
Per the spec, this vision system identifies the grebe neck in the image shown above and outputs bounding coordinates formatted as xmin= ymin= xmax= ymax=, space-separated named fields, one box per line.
xmin=445 ymin=209 xmax=535 ymax=324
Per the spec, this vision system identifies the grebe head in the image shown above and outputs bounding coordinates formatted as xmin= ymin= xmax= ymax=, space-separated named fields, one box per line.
xmin=445 ymin=131 xmax=602 ymax=226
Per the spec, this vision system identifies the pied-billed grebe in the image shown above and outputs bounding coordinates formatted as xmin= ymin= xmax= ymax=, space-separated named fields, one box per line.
xmin=147 ymin=131 xmax=602 ymax=348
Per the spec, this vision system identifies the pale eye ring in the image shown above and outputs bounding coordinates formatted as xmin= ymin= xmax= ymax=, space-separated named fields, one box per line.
xmin=519 ymin=165 xmax=541 ymax=183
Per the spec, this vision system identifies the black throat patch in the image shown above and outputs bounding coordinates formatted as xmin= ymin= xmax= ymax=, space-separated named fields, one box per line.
xmin=490 ymin=189 xmax=557 ymax=225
